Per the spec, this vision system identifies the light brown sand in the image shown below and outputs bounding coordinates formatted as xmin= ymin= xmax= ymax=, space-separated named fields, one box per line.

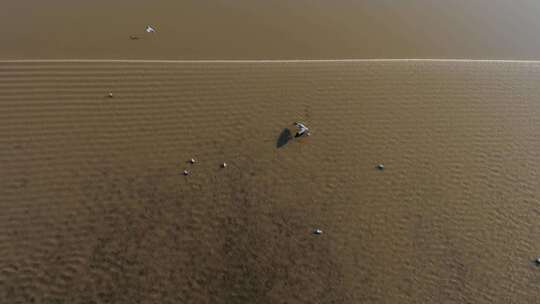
xmin=2 ymin=60 xmax=540 ymax=303
xmin=4 ymin=0 xmax=540 ymax=59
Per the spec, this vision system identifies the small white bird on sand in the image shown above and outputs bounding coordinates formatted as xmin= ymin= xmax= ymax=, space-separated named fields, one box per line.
xmin=313 ymin=228 xmax=323 ymax=235
xmin=183 ymin=170 xmax=189 ymax=176
xmin=189 ymin=158 xmax=196 ymax=164
xmin=293 ymin=122 xmax=310 ymax=138
xmin=221 ymin=163 xmax=227 ymax=168
xmin=145 ymin=25 xmax=156 ymax=33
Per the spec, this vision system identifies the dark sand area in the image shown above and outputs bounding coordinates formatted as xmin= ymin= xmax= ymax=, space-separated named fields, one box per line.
xmin=3 ymin=0 xmax=540 ymax=59
xmin=2 ymin=60 xmax=540 ymax=303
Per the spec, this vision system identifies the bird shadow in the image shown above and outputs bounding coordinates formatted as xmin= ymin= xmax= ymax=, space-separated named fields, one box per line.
xmin=276 ymin=128 xmax=292 ymax=148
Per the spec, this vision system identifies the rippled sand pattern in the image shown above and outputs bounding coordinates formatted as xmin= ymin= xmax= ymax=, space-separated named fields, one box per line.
xmin=2 ymin=60 xmax=540 ymax=303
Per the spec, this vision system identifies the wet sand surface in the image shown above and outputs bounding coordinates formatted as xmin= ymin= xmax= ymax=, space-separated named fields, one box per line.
xmin=2 ymin=60 xmax=540 ymax=303
xmin=5 ymin=1 xmax=540 ymax=302
xmin=4 ymin=0 xmax=540 ymax=59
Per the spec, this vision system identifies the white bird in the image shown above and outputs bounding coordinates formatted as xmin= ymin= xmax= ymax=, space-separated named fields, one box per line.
xmin=145 ymin=25 xmax=156 ymax=33
xmin=293 ymin=122 xmax=310 ymax=137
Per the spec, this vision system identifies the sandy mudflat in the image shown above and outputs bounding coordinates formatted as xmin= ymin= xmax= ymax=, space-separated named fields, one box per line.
xmin=1 ymin=60 xmax=540 ymax=303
